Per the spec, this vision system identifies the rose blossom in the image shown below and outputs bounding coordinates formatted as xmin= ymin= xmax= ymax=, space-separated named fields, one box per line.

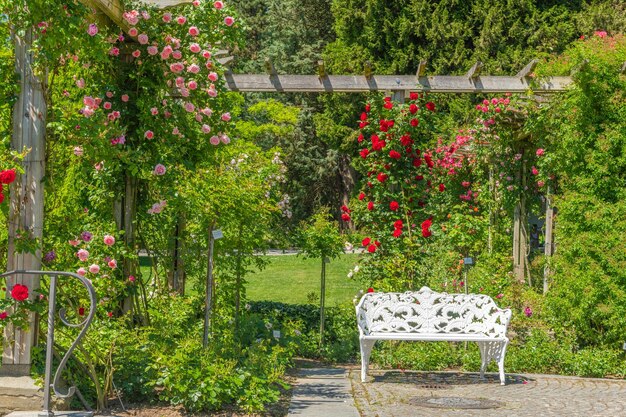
xmin=138 ymin=34 xmax=148 ymax=44
xmin=108 ymin=259 xmax=117 ymax=269
xmin=189 ymin=43 xmax=201 ymax=53
xmin=153 ymin=164 xmax=167 ymax=176
xmin=103 ymin=235 xmax=115 ymax=246
xmin=189 ymin=26 xmax=199 ymax=36
xmin=147 ymin=46 xmax=158 ymax=56
xmin=214 ymin=1 xmax=224 ymax=9
xmin=81 ymin=231 xmax=93 ymax=242
xmin=221 ymin=112 xmax=231 ymax=122
xmin=73 ymin=146 xmax=84 ymax=156
xmin=129 ymin=275 xmax=136 ymax=282
xmin=77 ymin=249 xmax=89 ymax=261
xmin=145 ymin=130 xmax=154 ymax=139
xmin=224 ymin=16 xmax=235 ymax=26
xmin=208 ymin=72 xmax=218 ymax=81
xmin=89 ymin=264 xmax=100 ymax=274
xmin=87 ymin=23 xmax=98 ymax=36
xmin=128 ymin=27 xmax=138 ymax=37
xmin=162 ymin=12 xmax=172 ymax=22
xmin=176 ymin=15 xmax=186 ymax=24
xmin=77 ymin=267 xmax=86 ymax=276
xmin=202 ymin=124 xmax=211 ymax=133
xmin=209 ymin=136 xmax=220 ymax=145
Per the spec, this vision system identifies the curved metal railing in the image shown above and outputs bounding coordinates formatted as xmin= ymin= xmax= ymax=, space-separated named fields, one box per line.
xmin=0 ymin=270 xmax=97 ymax=416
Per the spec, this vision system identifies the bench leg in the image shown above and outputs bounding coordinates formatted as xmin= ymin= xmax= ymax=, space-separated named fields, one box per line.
xmin=477 ymin=341 xmax=488 ymax=379
xmin=497 ymin=341 xmax=508 ymax=386
xmin=360 ymin=339 xmax=375 ymax=382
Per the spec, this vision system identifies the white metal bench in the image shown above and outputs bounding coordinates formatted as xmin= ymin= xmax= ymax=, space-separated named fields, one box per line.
xmin=356 ymin=287 xmax=512 ymax=385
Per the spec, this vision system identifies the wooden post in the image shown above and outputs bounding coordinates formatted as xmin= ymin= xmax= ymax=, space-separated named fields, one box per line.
xmin=3 ymin=28 xmax=46 ymax=375
xmin=543 ymin=186 xmax=554 ymax=294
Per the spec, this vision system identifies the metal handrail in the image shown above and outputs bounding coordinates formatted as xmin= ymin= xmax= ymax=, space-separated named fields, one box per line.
xmin=1 ymin=270 xmax=97 ymax=416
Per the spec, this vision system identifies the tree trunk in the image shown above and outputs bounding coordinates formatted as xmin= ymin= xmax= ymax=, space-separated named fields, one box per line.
xmin=3 ymin=28 xmax=46 ymax=376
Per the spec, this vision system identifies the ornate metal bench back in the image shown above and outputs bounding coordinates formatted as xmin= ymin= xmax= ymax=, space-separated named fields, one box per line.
xmin=1 ymin=270 xmax=97 ymax=416
xmin=356 ymin=286 xmax=511 ymax=338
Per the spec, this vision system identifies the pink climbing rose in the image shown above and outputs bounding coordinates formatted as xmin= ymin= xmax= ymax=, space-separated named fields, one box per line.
xmin=87 ymin=23 xmax=98 ymax=36
xmin=224 ymin=16 xmax=234 ymax=26
xmin=188 ymin=26 xmax=199 ymax=36
xmin=144 ymin=130 xmax=154 ymax=139
xmin=103 ymin=235 xmax=115 ymax=246
xmin=153 ymin=164 xmax=167 ymax=176
xmin=77 ymin=249 xmax=89 ymax=262
xmin=89 ymin=264 xmax=100 ymax=274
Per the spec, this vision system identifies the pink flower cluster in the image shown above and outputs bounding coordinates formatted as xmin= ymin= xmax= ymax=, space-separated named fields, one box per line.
xmin=148 ymin=200 xmax=167 ymax=214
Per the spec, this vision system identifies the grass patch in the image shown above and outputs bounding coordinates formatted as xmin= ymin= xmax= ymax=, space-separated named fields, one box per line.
xmin=246 ymin=254 xmax=363 ymax=305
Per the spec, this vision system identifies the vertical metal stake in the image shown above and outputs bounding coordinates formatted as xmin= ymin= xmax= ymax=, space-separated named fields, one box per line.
xmin=41 ymin=274 xmax=56 ymax=417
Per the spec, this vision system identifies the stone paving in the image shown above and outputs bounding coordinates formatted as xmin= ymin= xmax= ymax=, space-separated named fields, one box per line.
xmin=349 ymin=368 xmax=626 ymax=417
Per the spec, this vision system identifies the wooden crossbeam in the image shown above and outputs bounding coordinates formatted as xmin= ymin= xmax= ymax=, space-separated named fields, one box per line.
xmin=416 ymin=60 xmax=428 ymax=78
xmin=318 ymin=60 xmax=327 ymax=79
xmin=149 ymin=0 xmax=193 ymax=8
xmin=222 ymin=74 xmax=573 ymax=93
xmin=466 ymin=61 xmax=483 ymax=79
xmin=516 ymin=59 xmax=538 ymax=79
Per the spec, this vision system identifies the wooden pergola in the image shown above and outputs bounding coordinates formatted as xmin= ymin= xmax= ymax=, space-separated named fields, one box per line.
xmin=9 ymin=0 xmax=620 ymax=377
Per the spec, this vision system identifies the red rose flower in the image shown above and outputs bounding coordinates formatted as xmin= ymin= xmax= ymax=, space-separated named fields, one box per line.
xmin=372 ymin=139 xmax=386 ymax=151
xmin=0 ymin=311 xmax=7 ymax=320
xmin=389 ymin=150 xmax=401 ymax=159
xmin=78 ymin=307 xmax=85 ymax=316
xmin=367 ymin=244 xmax=377 ymax=253
xmin=374 ymin=240 xmax=381 ymax=247
xmin=341 ymin=205 xmax=350 ymax=213
xmin=360 ymin=112 xmax=367 ymax=121
xmin=439 ymin=183 xmax=445 ymax=192
xmin=358 ymin=134 xmax=364 ymax=143
xmin=425 ymin=101 xmax=435 ymax=111
xmin=409 ymin=103 xmax=418 ymax=114
xmin=392 ymin=228 xmax=402 ymax=238
xmin=421 ymin=218 xmax=432 ymax=230
xmin=424 ymin=154 xmax=434 ymax=168
xmin=367 ymin=201 xmax=374 ymax=211
xmin=389 ymin=201 xmax=399 ymax=211
xmin=377 ymin=172 xmax=388 ymax=183
xmin=360 ymin=149 xmax=369 ymax=159
xmin=358 ymin=192 xmax=366 ymax=201
xmin=0 ymin=169 xmax=16 ymax=184
xmin=415 ymin=175 xmax=424 ymax=181
xmin=410 ymin=118 xmax=419 ymax=127
xmin=394 ymin=219 xmax=403 ymax=229
xmin=341 ymin=213 xmax=351 ymax=221
xmin=383 ymin=101 xmax=393 ymax=110
xmin=422 ymin=228 xmax=432 ymax=238
xmin=400 ymin=135 xmax=413 ymax=146
xmin=367 ymin=287 xmax=375 ymax=293
xmin=0 ymin=193 xmax=4 ymax=204
xmin=531 ymin=166 xmax=539 ymax=175
xmin=11 ymin=284 xmax=29 ymax=301
xmin=362 ymin=237 xmax=371 ymax=246
xmin=409 ymin=92 xmax=419 ymax=100
xmin=462 ymin=181 xmax=471 ymax=188
xmin=365 ymin=103 xmax=371 ymax=112
xmin=359 ymin=122 xmax=368 ymax=129
xmin=412 ymin=158 xmax=422 ymax=167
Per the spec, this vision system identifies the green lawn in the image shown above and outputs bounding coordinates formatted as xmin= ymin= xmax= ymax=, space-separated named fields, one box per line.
xmin=245 ymin=253 xmax=363 ymax=306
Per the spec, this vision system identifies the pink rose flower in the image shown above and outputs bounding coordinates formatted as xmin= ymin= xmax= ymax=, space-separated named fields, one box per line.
xmin=77 ymin=267 xmax=86 ymax=276
xmin=69 ymin=239 xmax=80 ymax=246
xmin=145 ymin=130 xmax=154 ymax=139
xmin=103 ymin=235 xmax=115 ymax=246
xmin=108 ymin=259 xmax=117 ymax=269
xmin=188 ymin=64 xmax=200 ymax=74
xmin=76 ymin=78 xmax=85 ymax=88
xmin=202 ymin=50 xmax=211 ymax=59
xmin=221 ymin=112 xmax=231 ymax=122
xmin=151 ymin=107 xmax=158 ymax=115
xmin=189 ymin=43 xmax=201 ymax=53
xmin=132 ymin=50 xmax=141 ymax=58
xmin=172 ymin=50 xmax=182 ymax=60
xmin=73 ymin=147 xmax=84 ymax=156
xmin=214 ymin=1 xmax=224 ymax=9
xmin=224 ymin=16 xmax=235 ymax=26
xmin=176 ymin=16 xmax=186 ymax=24
xmin=163 ymin=12 xmax=172 ymax=22
xmin=536 ymin=148 xmax=545 ymax=156
xmin=184 ymin=102 xmax=195 ymax=113
xmin=77 ymin=249 xmax=89 ymax=262
xmin=208 ymin=72 xmax=218 ymax=81
xmin=220 ymin=134 xmax=230 ymax=144
xmin=188 ymin=26 xmax=199 ymax=36
xmin=202 ymin=124 xmax=211 ymax=133
xmin=87 ymin=23 xmax=98 ymax=36
xmin=89 ymin=264 xmax=100 ymax=274
xmin=128 ymin=275 xmax=136 ymax=282
xmin=147 ymin=46 xmax=158 ymax=56
xmin=121 ymin=94 xmax=129 ymax=102
xmin=106 ymin=91 xmax=114 ymax=98
xmin=188 ymin=80 xmax=197 ymax=90
xmin=103 ymin=102 xmax=112 ymax=110
xmin=153 ymin=164 xmax=167 ymax=176
xmin=109 ymin=47 xmax=120 ymax=56
xmin=128 ymin=27 xmax=138 ymax=37
xmin=210 ymin=135 xmax=220 ymax=145
xmin=138 ymin=34 xmax=148 ymax=44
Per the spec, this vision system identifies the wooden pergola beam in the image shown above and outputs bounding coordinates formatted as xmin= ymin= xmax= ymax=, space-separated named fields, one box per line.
xmin=222 ymin=73 xmax=573 ymax=93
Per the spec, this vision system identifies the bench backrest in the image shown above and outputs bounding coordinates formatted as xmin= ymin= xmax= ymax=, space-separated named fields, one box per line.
xmin=356 ymin=287 xmax=511 ymax=338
